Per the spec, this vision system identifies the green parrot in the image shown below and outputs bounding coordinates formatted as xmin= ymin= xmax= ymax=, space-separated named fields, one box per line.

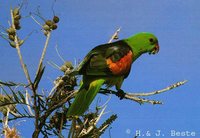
xmin=67 ymin=32 xmax=159 ymax=116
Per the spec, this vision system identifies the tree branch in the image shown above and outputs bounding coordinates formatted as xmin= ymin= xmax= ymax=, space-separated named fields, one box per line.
xmin=36 ymin=90 xmax=77 ymax=137
xmin=10 ymin=9 xmax=33 ymax=89
xmin=78 ymin=106 xmax=107 ymax=137
xmin=127 ymin=80 xmax=188 ymax=97
xmin=108 ymin=27 xmax=121 ymax=43
xmin=99 ymin=80 xmax=188 ymax=105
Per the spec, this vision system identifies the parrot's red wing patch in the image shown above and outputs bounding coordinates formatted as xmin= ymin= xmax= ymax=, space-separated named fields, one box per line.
xmin=106 ymin=51 xmax=133 ymax=75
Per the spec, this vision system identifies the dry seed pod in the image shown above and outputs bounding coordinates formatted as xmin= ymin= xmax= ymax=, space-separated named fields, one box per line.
xmin=53 ymin=16 xmax=60 ymax=23
xmin=9 ymin=35 xmax=15 ymax=41
xmin=14 ymin=20 xmax=20 ymax=26
xmin=9 ymin=41 xmax=16 ymax=48
xmin=4 ymin=127 xmax=20 ymax=138
xmin=14 ymin=20 xmax=20 ymax=30
xmin=43 ymin=24 xmax=50 ymax=31
xmin=64 ymin=61 xmax=73 ymax=69
xmin=18 ymin=40 xmax=24 ymax=46
xmin=43 ymin=30 xmax=48 ymax=36
xmin=60 ymin=66 xmax=67 ymax=72
xmin=114 ymin=35 xmax=119 ymax=40
xmin=52 ymin=24 xmax=57 ymax=30
xmin=45 ymin=20 xmax=53 ymax=26
xmin=13 ymin=8 xmax=20 ymax=16
xmin=6 ymin=27 xmax=15 ymax=35
xmin=15 ymin=25 xmax=21 ymax=30
xmin=14 ymin=15 xmax=21 ymax=20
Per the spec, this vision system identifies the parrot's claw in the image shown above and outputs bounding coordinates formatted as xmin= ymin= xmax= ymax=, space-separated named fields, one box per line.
xmin=116 ymin=89 xmax=125 ymax=100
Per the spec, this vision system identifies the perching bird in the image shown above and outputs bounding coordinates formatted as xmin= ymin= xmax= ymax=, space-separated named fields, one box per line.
xmin=67 ymin=32 xmax=159 ymax=116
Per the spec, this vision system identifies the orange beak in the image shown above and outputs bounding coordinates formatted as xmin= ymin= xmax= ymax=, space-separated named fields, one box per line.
xmin=154 ymin=43 xmax=160 ymax=54
xmin=150 ymin=43 xmax=159 ymax=55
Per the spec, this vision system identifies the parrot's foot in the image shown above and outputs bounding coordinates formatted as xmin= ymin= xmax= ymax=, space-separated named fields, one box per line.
xmin=116 ymin=89 xmax=125 ymax=100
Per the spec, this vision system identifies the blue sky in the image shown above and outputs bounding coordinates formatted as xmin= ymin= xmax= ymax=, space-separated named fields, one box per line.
xmin=0 ymin=0 xmax=200 ymax=137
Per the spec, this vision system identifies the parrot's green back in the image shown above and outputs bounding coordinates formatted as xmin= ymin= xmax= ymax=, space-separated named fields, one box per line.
xmin=67 ymin=32 xmax=159 ymax=117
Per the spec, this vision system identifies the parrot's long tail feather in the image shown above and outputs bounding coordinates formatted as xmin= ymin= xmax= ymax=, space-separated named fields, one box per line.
xmin=67 ymin=79 xmax=105 ymax=116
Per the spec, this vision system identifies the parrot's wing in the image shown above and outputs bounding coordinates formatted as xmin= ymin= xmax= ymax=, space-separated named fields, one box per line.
xmin=71 ymin=40 xmax=132 ymax=76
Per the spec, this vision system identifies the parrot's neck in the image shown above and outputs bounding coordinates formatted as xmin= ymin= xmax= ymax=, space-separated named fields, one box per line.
xmin=132 ymin=47 xmax=143 ymax=62
xmin=124 ymin=39 xmax=143 ymax=62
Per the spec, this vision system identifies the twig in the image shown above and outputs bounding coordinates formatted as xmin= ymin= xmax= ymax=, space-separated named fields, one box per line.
xmin=4 ymin=108 xmax=10 ymax=127
xmin=25 ymin=90 xmax=35 ymax=116
xmin=10 ymin=8 xmax=41 ymax=138
xmin=99 ymin=80 xmax=187 ymax=105
xmin=10 ymin=9 xmax=39 ymax=129
xmin=73 ymin=58 xmax=78 ymax=68
xmin=98 ymin=92 xmax=112 ymax=109
xmin=125 ymin=95 xmax=162 ymax=105
xmin=30 ymin=14 xmax=43 ymax=27
xmin=33 ymin=31 xmax=51 ymax=137
xmin=108 ymin=27 xmax=121 ymax=43
xmin=48 ymin=85 xmax=57 ymax=96
xmin=9 ymin=111 xmax=22 ymax=118
xmin=127 ymin=80 xmax=188 ymax=97
xmin=48 ymin=73 xmax=70 ymax=96
xmin=95 ymin=105 xmax=107 ymax=125
xmin=0 ymin=32 xmax=8 ymax=36
xmin=36 ymin=90 xmax=77 ymax=137
xmin=10 ymin=9 xmax=32 ymax=88
xmin=47 ymin=60 xmax=61 ymax=70
xmin=36 ymin=32 xmax=51 ymax=76
xmin=0 ymin=115 xmax=34 ymax=123
xmin=55 ymin=44 xmax=65 ymax=63
xmin=79 ymin=106 xmax=107 ymax=137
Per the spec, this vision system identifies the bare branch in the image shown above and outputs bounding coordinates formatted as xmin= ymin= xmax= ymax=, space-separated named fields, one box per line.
xmin=10 ymin=8 xmax=32 ymax=87
xmin=127 ymin=80 xmax=188 ymax=97
xmin=108 ymin=27 xmax=121 ymax=43
xmin=30 ymin=14 xmax=43 ymax=27
xmin=55 ymin=44 xmax=65 ymax=63
xmin=4 ymin=108 xmax=10 ymax=127
xmin=47 ymin=60 xmax=61 ymax=70
xmin=99 ymin=80 xmax=188 ymax=105
xmin=36 ymin=32 xmax=51 ymax=76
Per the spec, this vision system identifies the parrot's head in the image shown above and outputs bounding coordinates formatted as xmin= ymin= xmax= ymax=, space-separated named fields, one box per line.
xmin=125 ymin=32 xmax=159 ymax=55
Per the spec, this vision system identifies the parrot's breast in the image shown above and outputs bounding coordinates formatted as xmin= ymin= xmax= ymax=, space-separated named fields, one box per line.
xmin=106 ymin=51 xmax=133 ymax=75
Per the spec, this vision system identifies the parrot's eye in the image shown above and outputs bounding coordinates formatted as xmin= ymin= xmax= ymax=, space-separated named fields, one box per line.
xmin=149 ymin=38 xmax=154 ymax=43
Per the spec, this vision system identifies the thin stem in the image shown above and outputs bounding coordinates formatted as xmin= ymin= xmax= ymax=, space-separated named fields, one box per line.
xmin=36 ymin=32 xmax=51 ymax=75
xmin=10 ymin=9 xmax=32 ymax=86
xmin=68 ymin=118 xmax=74 ymax=138
xmin=55 ymin=44 xmax=65 ymax=63
xmin=33 ymin=32 xmax=51 ymax=137
xmin=10 ymin=8 xmax=40 ymax=138
xmin=4 ymin=108 xmax=10 ymax=127
xmin=30 ymin=15 xmax=43 ymax=27
xmin=127 ymin=80 xmax=188 ymax=97
xmin=108 ymin=27 xmax=121 ymax=43
xmin=47 ymin=60 xmax=61 ymax=70
xmin=99 ymin=80 xmax=187 ymax=105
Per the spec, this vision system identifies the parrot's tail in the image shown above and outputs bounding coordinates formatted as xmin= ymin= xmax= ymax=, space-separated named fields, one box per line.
xmin=67 ymin=79 xmax=105 ymax=116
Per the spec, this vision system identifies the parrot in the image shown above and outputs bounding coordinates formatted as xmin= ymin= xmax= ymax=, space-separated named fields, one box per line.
xmin=67 ymin=32 xmax=159 ymax=116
